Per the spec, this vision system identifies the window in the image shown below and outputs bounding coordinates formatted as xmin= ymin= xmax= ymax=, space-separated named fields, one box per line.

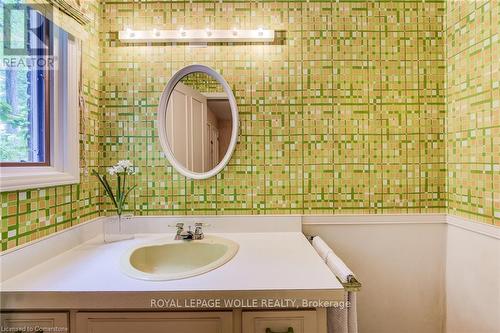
xmin=0 ymin=4 xmax=80 ymax=191
xmin=0 ymin=8 xmax=52 ymax=165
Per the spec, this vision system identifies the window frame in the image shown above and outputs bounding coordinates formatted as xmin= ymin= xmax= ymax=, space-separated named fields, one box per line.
xmin=0 ymin=16 xmax=80 ymax=191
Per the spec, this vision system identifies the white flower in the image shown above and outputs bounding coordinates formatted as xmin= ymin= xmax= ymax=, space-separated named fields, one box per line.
xmin=107 ymin=160 xmax=138 ymax=175
xmin=118 ymin=160 xmax=133 ymax=169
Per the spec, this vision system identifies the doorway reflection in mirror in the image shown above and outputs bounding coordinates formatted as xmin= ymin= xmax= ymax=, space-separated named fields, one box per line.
xmin=165 ymin=72 xmax=232 ymax=173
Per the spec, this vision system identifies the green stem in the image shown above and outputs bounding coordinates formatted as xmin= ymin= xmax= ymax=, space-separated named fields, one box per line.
xmin=123 ymin=185 xmax=136 ymax=204
xmin=117 ymin=173 xmax=122 ymax=214
xmin=122 ymin=173 xmax=127 ymax=207
xmin=92 ymin=170 xmax=118 ymax=212
xmin=102 ymin=175 xmax=118 ymax=209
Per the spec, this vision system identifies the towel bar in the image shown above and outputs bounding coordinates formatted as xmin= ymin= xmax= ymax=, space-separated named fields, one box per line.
xmin=305 ymin=235 xmax=315 ymax=242
xmin=342 ymin=276 xmax=362 ymax=292
xmin=305 ymin=234 xmax=362 ymax=292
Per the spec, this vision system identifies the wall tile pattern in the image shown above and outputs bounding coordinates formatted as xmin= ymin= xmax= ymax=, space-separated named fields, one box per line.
xmin=180 ymin=72 xmax=224 ymax=93
xmin=6 ymin=1 xmax=484 ymax=252
xmin=445 ymin=0 xmax=500 ymax=225
xmin=0 ymin=1 xmax=101 ymax=251
xmin=99 ymin=0 xmax=446 ymax=217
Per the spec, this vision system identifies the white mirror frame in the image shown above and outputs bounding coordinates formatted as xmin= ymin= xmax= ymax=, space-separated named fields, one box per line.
xmin=157 ymin=64 xmax=239 ymax=179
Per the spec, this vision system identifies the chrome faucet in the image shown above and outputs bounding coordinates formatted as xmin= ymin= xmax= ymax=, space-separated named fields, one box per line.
xmin=193 ymin=222 xmax=204 ymax=240
xmin=174 ymin=222 xmax=205 ymax=240
xmin=174 ymin=223 xmax=190 ymax=240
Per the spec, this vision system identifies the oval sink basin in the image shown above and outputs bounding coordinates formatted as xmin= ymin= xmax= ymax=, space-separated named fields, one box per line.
xmin=121 ymin=235 xmax=239 ymax=281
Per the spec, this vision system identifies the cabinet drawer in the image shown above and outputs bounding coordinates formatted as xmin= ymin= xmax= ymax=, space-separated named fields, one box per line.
xmin=75 ymin=311 xmax=232 ymax=333
xmin=0 ymin=312 xmax=68 ymax=332
xmin=242 ymin=310 xmax=318 ymax=333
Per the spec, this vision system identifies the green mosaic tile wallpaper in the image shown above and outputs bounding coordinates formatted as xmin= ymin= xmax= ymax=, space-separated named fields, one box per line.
xmin=0 ymin=1 xmax=101 ymax=251
xmin=445 ymin=0 xmax=500 ymax=225
xmin=12 ymin=0 xmax=496 ymax=253
xmin=99 ymin=0 xmax=446 ymax=217
xmin=180 ymin=72 xmax=224 ymax=93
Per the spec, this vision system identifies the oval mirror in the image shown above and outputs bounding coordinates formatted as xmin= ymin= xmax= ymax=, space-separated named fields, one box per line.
xmin=157 ymin=65 xmax=239 ymax=179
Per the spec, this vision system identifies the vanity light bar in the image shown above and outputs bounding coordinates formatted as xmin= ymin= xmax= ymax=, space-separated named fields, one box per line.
xmin=118 ymin=28 xmax=275 ymax=43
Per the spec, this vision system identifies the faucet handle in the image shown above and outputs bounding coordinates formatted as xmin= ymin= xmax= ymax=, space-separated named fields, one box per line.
xmin=168 ymin=222 xmax=184 ymax=228
xmin=194 ymin=222 xmax=207 ymax=240
xmin=194 ymin=222 xmax=203 ymax=232
xmin=168 ymin=223 xmax=184 ymax=231
xmin=194 ymin=222 xmax=212 ymax=230
xmin=172 ymin=223 xmax=185 ymax=240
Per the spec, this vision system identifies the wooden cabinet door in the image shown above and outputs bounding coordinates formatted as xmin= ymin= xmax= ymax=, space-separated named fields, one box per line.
xmin=76 ymin=311 xmax=232 ymax=333
xmin=242 ymin=311 xmax=319 ymax=333
xmin=0 ymin=312 xmax=68 ymax=332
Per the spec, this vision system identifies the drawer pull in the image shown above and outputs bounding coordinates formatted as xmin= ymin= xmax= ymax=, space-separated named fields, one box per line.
xmin=265 ymin=328 xmax=293 ymax=333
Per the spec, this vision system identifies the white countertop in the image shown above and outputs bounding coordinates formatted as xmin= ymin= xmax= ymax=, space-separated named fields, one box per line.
xmin=0 ymin=232 xmax=343 ymax=292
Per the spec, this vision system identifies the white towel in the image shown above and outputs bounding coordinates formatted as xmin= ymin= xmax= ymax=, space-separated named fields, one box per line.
xmin=327 ymin=294 xmax=348 ymax=333
xmin=327 ymin=292 xmax=358 ymax=333
xmin=312 ymin=236 xmax=333 ymax=262
xmin=347 ymin=292 xmax=358 ymax=333
xmin=310 ymin=236 xmax=358 ymax=333
xmin=325 ymin=250 xmax=354 ymax=283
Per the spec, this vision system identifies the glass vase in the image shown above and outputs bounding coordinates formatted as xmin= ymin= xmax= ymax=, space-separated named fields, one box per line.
xmin=103 ymin=214 xmax=134 ymax=243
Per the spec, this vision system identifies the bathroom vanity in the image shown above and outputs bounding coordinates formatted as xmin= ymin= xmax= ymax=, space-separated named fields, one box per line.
xmin=0 ymin=310 xmax=325 ymax=333
xmin=0 ymin=65 xmax=352 ymax=333
xmin=0 ymin=216 xmax=346 ymax=333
